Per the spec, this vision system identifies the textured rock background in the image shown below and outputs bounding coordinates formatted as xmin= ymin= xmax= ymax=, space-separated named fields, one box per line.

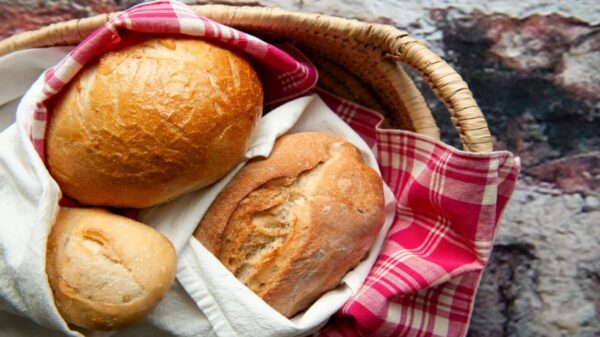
xmin=1 ymin=1 xmax=599 ymax=336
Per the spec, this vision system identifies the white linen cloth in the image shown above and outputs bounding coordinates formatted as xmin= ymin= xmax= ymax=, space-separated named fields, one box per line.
xmin=0 ymin=48 xmax=395 ymax=337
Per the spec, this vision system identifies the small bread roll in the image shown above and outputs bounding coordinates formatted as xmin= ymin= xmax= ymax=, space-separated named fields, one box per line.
xmin=194 ymin=132 xmax=385 ymax=317
xmin=47 ymin=36 xmax=263 ymax=208
xmin=46 ymin=208 xmax=177 ymax=330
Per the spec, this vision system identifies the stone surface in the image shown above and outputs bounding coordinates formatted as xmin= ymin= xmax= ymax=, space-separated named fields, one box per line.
xmin=1 ymin=1 xmax=599 ymax=336
xmin=470 ymin=182 xmax=600 ymax=337
xmin=529 ymin=152 xmax=600 ymax=194
xmin=431 ymin=9 xmax=600 ymax=173
xmin=0 ymin=0 xmax=118 ymax=38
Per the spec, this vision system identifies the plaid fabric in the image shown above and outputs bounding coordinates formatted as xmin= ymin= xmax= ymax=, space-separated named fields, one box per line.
xmin=316 ymin=88 xmax=519 ymax=337
xmin=22 ymin=1 xmax=519 ymax=336
xmin=25 ymin=0 xmax=317 ymax=160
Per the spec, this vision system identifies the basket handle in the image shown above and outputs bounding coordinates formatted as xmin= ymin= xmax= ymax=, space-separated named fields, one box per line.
xmin=192 ymin=5 xmax=494 ymax=152
xmin=0 ymin=7 xmax=493 ymax=153
xmin=384 ymin=34 xmax=493 ymax=152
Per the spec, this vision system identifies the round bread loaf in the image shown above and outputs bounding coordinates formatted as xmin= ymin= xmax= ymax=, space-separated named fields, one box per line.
xmin=194 ymin=132 xmax=385 ymax=318
xmin=46 ymin=207 xmax=177 ymax=330
xmin=47 ymin=36 xmax=263 ymax=208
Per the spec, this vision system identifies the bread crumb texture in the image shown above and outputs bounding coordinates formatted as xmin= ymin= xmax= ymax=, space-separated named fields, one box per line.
xmin=46 ymin=208 xmax=177 ymax=330
xmin=195 ymin=132 xmax=385 ymax=317
xmin=47 ymin=36 xmax=263 ymax=208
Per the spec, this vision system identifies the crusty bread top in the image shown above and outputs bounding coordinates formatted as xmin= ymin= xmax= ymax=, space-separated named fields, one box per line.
xmin=194 ymin=132 xmax=385 ymax=317
xmin=46 ymin=207 xmax=177 ymax=330
xmin=47 ymin=36 xmax=263 ymax=208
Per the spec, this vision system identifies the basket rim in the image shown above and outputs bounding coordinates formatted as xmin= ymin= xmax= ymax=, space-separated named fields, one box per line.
xmin=0 ymin=4 xmax=493 ymax=153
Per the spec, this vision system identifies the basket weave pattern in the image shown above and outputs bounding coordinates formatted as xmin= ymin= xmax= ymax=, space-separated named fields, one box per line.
xmin=0 ymin=5 xmax=493 ymax=153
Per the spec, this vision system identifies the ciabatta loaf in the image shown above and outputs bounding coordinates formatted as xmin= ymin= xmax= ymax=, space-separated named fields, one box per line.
xmin=194 ymin=132 xmax=385 ymax=317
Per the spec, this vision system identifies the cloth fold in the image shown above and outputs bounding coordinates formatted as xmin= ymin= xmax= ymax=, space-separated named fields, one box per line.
xmin=168 ymin=96 xmax=396 ymax=337
xmin=315 ymin=89 xmax=519 ymax=337
xmin=21 ymin=0 xmax=317 ymax=160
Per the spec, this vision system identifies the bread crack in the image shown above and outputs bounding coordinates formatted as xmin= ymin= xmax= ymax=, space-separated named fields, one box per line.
xmin=219 ymin=161 xmax=328 ymax=293
xmin=59 ymin=227 xmax=145 ymax=305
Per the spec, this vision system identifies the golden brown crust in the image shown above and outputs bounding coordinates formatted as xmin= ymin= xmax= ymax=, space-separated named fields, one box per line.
xmin=47 ymin=36 xmax=263 ymax=208
xmin=194 ymin=132 xmax=385 ymax=317
xmin=46 ymin=207 xmax=177 ymax=330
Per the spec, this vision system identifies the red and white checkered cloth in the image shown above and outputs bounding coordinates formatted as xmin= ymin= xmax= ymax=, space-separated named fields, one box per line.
xmin=23 ymin=1 xmax=519 ymax=336
xmin=26 ymin=0 xmax=317 ymax=160
xmin=316 ymin=88 xmax=519 ymax=337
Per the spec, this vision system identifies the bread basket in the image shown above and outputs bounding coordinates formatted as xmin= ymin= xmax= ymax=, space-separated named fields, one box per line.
xmin=0 ymin=4 xmax=493 ymax=153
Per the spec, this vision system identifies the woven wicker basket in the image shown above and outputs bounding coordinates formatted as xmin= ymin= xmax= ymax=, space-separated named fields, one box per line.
xmin=0 ymin=4 xmax=493 ymax=153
